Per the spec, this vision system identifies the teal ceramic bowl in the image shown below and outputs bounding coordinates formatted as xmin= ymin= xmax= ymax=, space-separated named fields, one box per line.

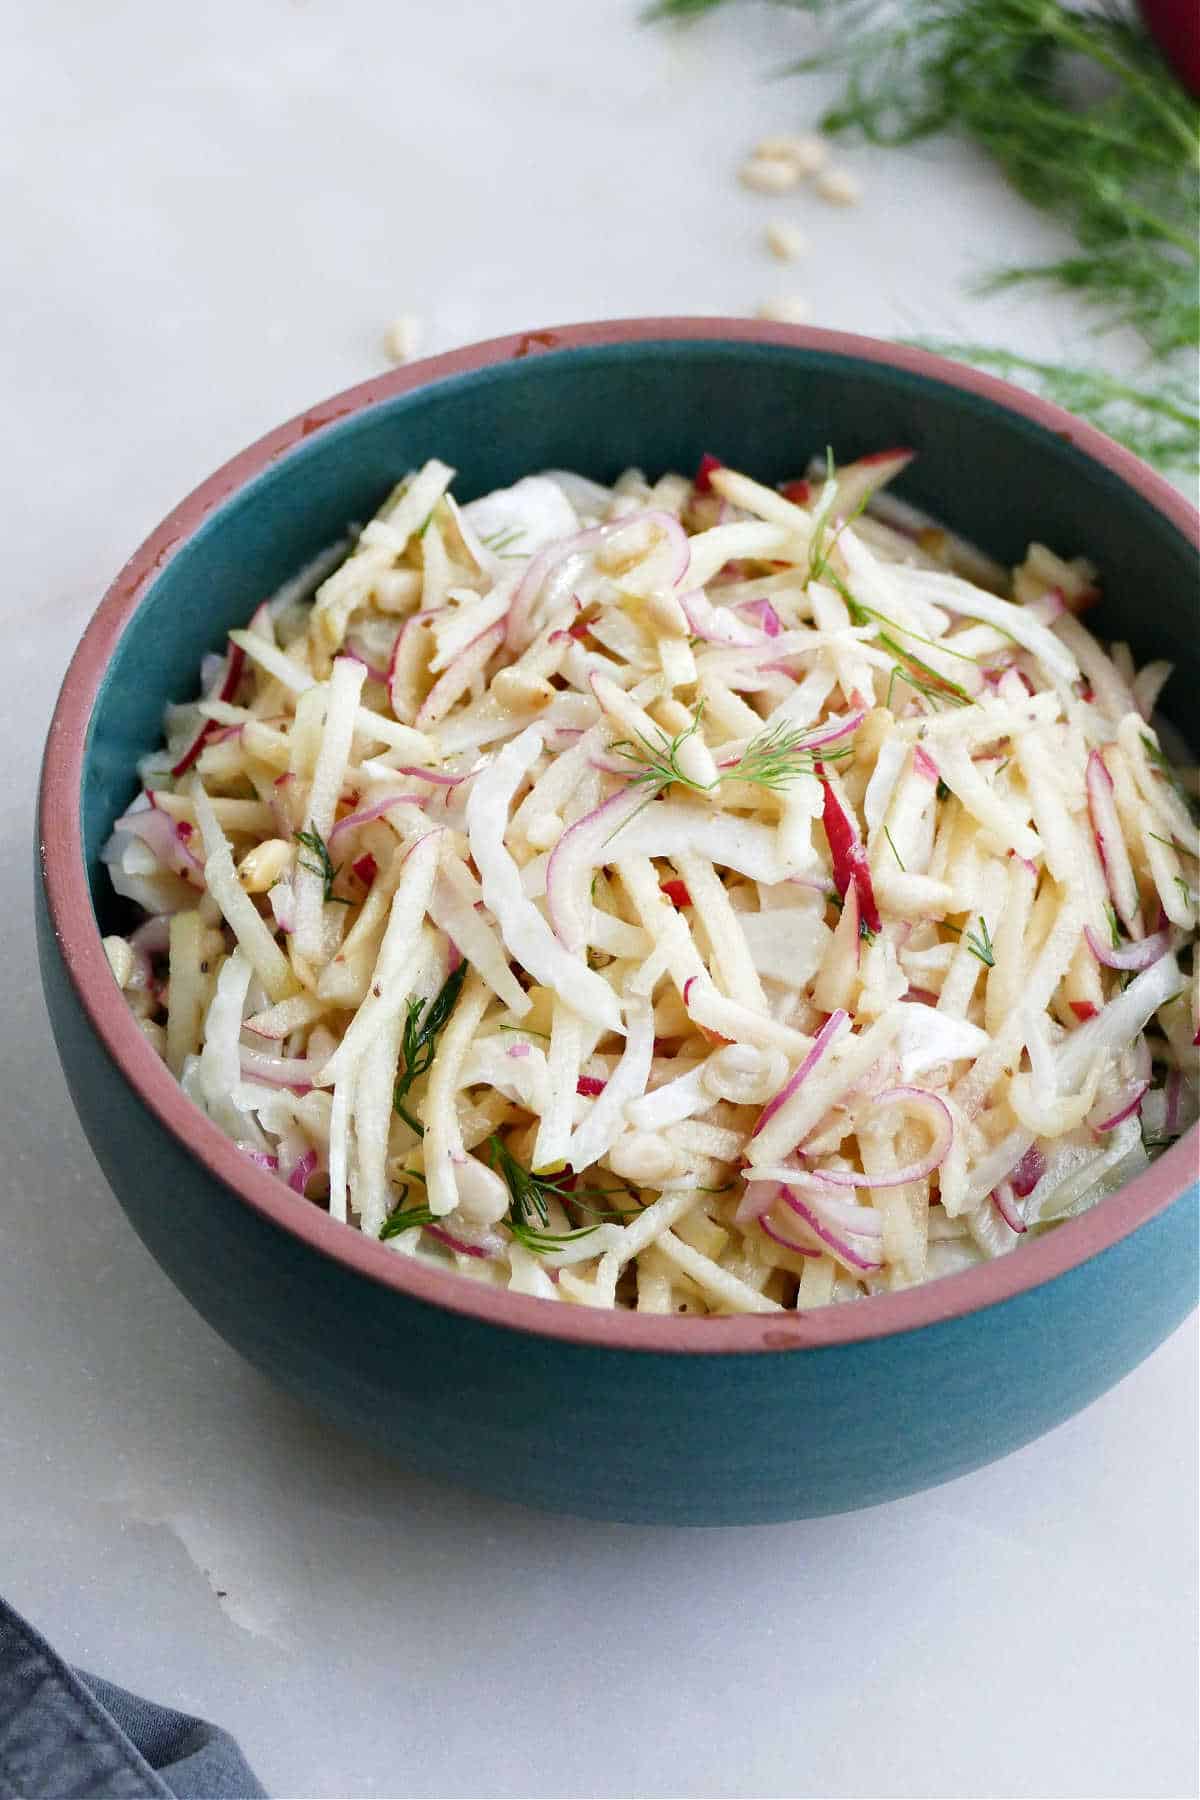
xmin=38 ymin=320 xmax=1199 ymax=1524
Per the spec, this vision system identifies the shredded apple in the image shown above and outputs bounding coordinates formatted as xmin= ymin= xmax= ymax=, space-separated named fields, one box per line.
xmin=101 ymin=450 xmax=1198 ymax=1312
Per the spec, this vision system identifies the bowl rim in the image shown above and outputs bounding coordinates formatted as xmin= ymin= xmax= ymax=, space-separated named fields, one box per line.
xmin=39 ymin=315 xmax=1200 ymax=1356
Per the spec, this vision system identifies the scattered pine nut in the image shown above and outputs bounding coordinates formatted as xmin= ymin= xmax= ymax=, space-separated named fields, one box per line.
xmin=382 ymin=315 xmax=422 ymax=363
xmin=754 ymin=133 xmax=829 ymax=177
xmin=766 ymin=221 xmax=807 ymax=261
xmin=739 ymin=156 xmax=801 ymax=195
xmin=102 ymin=935 xmax=135 ymax=989
xmin=814 ymin=166 xmax=863 ymax=206
xmin=756 ymin=296 xmax=810 ymax=325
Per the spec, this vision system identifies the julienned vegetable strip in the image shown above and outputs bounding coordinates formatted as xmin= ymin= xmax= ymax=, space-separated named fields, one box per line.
xmin=101 ymin=448 xmax=1199 ymax=1312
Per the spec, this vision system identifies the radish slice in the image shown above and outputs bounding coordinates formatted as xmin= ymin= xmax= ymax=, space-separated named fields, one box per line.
xmin=819 ymin=777 xmax=881 ymax=934
xmin=287 ymin=1149 xmax=318 ymax=1195
xmin=1086 ymin=750 xmax=1142 ymax=935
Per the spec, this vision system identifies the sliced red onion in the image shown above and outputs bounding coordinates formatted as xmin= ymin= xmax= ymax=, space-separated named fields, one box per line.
xmin=735 ymin=598 xmax=782 ymax=638
xmin=734 ymin=1179 xmax=778 ymax=1228
xmin=801 ymin=1086 xmax=953 ymax=1186
xmin=507 ymin=510 xmax=690 ymax=651
xmin=545 ymin=783 xmax=651 ymax=952
xmin=415 ymin=620 xmax=506 ymax=729
xmin=778 ymin=1186 xmax=882 ymax=1272
xmin=239 ymin=1048 xmax=317 ymax=1092
xmin=1088 ymin=1080 xmax=1150 ymax=1134
xmin=991 ymin=1181 xmax=1027 ymax=1233
xmin=343 ymin=644 xmax=390 ymax=684
xmin=679 ymin=588 xmax=763 ymax=647
xmin=819 ymin=776 xmax=881 ymax=934
xmin=507 ymin=1042 xmax=531 ymax=1060
xmin=759 ymin=1213 xmax=821 ymax=1258
xmin=423 ymin=1220 xmax=505 ymax=1260
xmin=1010 ymin=1143 xmax=1046 ymax=1199
xmin=327 ymin=792 xmax=425 ymax=847
xmin=116 ymin=800 xmax=204 ymax=881
xmin=1083 ymin=923 xmax=1171 ymax=972
xmin=287 ymin=1149 xmax=318 ymax=1196
xmin=751 ymin=1009 xmax=850 ymax=1139
xmin=445 ymin=937 xmax=463 ymax=975
xmin=392 ymin=764 xmax=470 ymax=789
xmin=912 ymin=745 xmax=939 ymax=783
xmin=351 ymin=852 xmax=378 ymax=886
xmin=169 ymin=639 xmax=246 ymax=777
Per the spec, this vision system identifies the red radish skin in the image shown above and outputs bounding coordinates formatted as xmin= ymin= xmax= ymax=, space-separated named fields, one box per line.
xmin=169 ymin=638 xmax=246 ymax=777
xmin=819 ymin=775 xmax=882 ymax=934
xmin=1138 ymin=0 xmax=1200 ymax=94
xmin=694 ymin=453 xmax=724 ymax=493
xmin=576 ymin=1076 xmax=607 ymax=1098
xmin=660 ymin=879 xmax=692 ymax=908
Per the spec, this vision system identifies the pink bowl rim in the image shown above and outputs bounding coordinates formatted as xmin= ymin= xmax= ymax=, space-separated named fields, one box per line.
xmin=39 ymin=316 xmax=1200 ymax=1356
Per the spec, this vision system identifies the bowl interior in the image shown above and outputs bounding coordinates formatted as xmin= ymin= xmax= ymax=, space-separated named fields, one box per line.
xmin=84 ymin=336 xmax=1199 ymax=925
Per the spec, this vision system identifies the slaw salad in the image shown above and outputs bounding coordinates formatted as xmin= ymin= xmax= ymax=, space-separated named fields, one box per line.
xmin=100 ymin=448 xmax=1199 ymax=1313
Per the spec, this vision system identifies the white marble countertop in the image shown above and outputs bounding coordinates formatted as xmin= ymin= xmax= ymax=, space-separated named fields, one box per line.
xmin=3 ymin=3 xmax=1196 ymax=1795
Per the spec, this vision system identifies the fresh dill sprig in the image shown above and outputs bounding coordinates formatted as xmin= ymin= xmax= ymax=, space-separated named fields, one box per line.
xmin=294 ymin=827 xmax=352 ymax=904
xmin=648 ymin=0 xmax=1200 ymax=471
xmin=883 ymin=825 xmax=906 ymax=870
xmin=611 ymin=700 xmax=855 ymax=797
xmin=379 ymin=1203 xmax=438 ymax=1241
xmin=486 ymin=1134 xmax=633 ymax=1248
xmin=966 ymin=917 xmax=996 ymax=967
xmin=393 ymin=963 xmax=469 ymax=1137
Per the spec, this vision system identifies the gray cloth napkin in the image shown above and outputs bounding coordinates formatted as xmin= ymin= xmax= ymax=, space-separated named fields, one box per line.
xmin=0 ymin=1598 xmax=265 ymax=1798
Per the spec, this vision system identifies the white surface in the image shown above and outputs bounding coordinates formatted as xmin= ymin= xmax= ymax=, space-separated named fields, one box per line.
xmin=2 ymin=3 xmax=1196 ymax=1796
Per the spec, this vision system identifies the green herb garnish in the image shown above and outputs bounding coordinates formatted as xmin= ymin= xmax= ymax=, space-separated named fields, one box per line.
xmin=649 ymin=0 xmax=1200 ymax=472
xmin=379 ymin=1204 xmax=438 ymax=1241
xmin=486 ymin=1134 xmax=633 ymax=1250
xmin=611 ymin=699 xmax=855 ymax=798
xmin=883 ymin=825 xmax=906 ymax=870
xmin=392 ymin=963 xmax=469 ymax=1137
xmin=966 ymin=917 xmax=996 ymax=967
xmin=294 ymin=827 xmax=352 ymax=904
